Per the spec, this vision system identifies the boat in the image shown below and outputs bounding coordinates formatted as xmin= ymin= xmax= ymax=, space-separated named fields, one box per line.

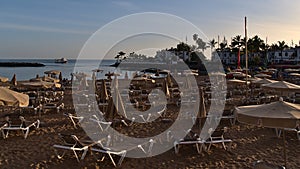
xmin=55 ymin=58 xmax=68 ymax=64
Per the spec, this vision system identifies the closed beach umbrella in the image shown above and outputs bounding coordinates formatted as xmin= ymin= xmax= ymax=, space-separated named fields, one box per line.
xmin=111 ymin=75 xmax=119 ymax=89
xmin=166 ymin=73 xmax=173 ymax=87
xmin=11 ymin=74 xmax=17 ymax=86
xmin=59 ymin=72 xmax=63 ymax=82
xmin=0 ymin=87 xmax=29 ymax=107
xmin=124 ymin=72 xmax=129 ymax=80
xmin=107 ymin=86 xmax=126 ymax=119
xmin=100 ymin=79 xmax=108 ymax=102
xmin=162 ymin=79 xmax=170 ymax=98
xmin=199 ymin=87 xmax=206 ymax=118
xmin=183 ymin=75 xmax=192 ymax=89
xmin=235 ymin=98 xmax=300 ymax=167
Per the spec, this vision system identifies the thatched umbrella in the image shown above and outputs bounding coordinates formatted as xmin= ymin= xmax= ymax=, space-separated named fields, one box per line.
xmin=254 ymin=73 xmax=271 ymax=78
xmin=227 ymin=79 xmax=250 ymax=85
xmin=252 ymin=78 xmax=277 ymax=85
xmin=0 ymin=87 xmax=29 ymax=107
xmin=100 ymin=79 xmax=109 ymax=102
xmin=59 ymin=72 xmax=63 ymax=82
xmin=105 ymin=72 xmax=114 ymax=81
xmin=0 ymin=76 xmax=9 ymax=83
xmin=106 ymin=84 xmax=126 ymax=119
xmin=44 ymin=70 xmax=61 ymax=75
xmin=124 ymin=72 xmax=129 ymax=80
xmin=247 ymin=77 xmax=261 ymax=82
xmin=162 ymin=79 xmax=170 ymax=98
xmin=199 ymin=87 xmax=206 ymax=118
xmin=197 ymin=87 xmax=206 ymax=128
xmin=235 ymin=98 xmax=300 ymax=168
xmin=183 ymin=75 xmax=192 ymax=89
xmin=11 ymin=74 xmax=17 ymax=86
xmin=262 ymin=81 xmax=300 ymax=92
xmin=209 ymin=72 xmax=226 ymax=77
xmin=20 ymin=81 xmax=61 ymax=89
xmin=166 ymin=73 xmax=173 ymax=87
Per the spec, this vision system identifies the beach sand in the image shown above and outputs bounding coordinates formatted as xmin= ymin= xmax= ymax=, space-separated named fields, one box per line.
xmin=0 ymin=88 xmax=299 ymax=169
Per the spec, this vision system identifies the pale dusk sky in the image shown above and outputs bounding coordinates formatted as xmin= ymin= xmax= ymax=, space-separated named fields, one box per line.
xmin=0 ymin=0 xmax=299 ymax=59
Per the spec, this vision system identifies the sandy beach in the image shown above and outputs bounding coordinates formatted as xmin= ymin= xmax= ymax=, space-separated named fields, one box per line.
xmin=0 ymin=85 xmax=299 ymax=169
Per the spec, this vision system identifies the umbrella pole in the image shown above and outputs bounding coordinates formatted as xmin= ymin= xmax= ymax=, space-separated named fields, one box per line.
xmin=283 ymin=129 xmax=287 ymax=168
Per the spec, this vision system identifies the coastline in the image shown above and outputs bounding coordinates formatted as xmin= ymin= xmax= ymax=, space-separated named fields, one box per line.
xmin=0 ymin=62 xmax=45 ymax=67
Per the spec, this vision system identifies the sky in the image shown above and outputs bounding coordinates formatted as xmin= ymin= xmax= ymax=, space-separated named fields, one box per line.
xmin=0 ymin=0 xmax=300 ymax=59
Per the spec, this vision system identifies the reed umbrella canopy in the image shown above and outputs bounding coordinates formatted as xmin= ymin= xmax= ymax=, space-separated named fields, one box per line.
xmin=0 ymin=87 xmax=29 ymax=107
xmin=262 ymin=80 xmax=300 ymax=91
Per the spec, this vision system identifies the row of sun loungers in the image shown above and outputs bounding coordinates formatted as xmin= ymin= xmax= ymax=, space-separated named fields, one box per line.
xmin=53 ymin=126 xmax=232 ymax=167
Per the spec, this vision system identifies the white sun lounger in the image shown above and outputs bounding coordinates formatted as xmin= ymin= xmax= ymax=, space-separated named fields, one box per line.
xmin=3 ymin=116 xmax=40 ymax=139
xmin=53 ymin=134 xmax=100 ymax=162
xmin=91 ymin=138 xmax=154 ymax=167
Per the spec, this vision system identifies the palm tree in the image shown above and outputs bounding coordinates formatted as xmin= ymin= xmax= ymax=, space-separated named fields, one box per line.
xmin=208 ymin=39 xmax=217 ymax=50
xmin=219 ymin=42 xmax=227 ymax=52
xmin=193 ymin=34 xmax=198 ymax=42
xmin=260 ymin=43 xmax=269 ymax=66
xmin=251 ymin=35 xmax=264 ymax=53
xmin=192 ymin=34 xmax=208 ymax=52
xmin=277 ymin=41 xmax=288 ymax=62
xmin=231 ymin=35 xmax=243 ymax=49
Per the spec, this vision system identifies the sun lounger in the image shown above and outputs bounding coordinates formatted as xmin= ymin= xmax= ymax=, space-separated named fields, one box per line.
xmin=137 ymin=104 xmax=166 ymax=123
xmin=65 ymin=113 xmax=84 ymax=129
xmin=0 ymin=123 xmax=8 ymax=138
xmin=205 ymin=127 xmax=232 ymax=151
xmin=90 ymin=116 xmax=112 ymax=132
xmin=91 ymin=138 xmax=154 ymax=167
xmin=3 ymin=116 xmax=40 ymax=139
xmin=42 ymin=102 xmax=63 ymax=113
xmin=53 ymin=134 xmax=100 ymax=162
xmin=174 ymin=137 xmax=205 ymax=154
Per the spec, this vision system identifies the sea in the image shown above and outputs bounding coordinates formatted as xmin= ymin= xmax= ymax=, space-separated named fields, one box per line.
xmin=0 ymin=59 xmax=119 ymax=81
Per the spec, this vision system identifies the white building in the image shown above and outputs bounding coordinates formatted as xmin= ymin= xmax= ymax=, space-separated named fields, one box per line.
xmin=267 ymin=47 xmax=300 ymax=64
xmin=215 ymin=50 xmax=237 ymax=65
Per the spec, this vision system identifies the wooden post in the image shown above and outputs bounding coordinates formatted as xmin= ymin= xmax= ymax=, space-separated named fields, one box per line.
xmin=245 ymin=16 xmax=249 ymax=100
xmin=283 ymin=130 xmax=287 ymax=168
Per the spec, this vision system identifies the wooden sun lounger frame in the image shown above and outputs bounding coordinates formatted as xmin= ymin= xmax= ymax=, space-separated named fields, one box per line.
xmin=53 ymin=134 xmax=99 ymax=162
xmin=2 ymin=117 xmax=40 ymax=139
xmin=91 ymin=138 xmax=155 ymax=167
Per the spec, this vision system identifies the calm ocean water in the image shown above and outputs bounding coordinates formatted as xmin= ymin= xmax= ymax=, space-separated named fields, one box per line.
xmin=0 ymin=59 xmax=118 ymax=81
